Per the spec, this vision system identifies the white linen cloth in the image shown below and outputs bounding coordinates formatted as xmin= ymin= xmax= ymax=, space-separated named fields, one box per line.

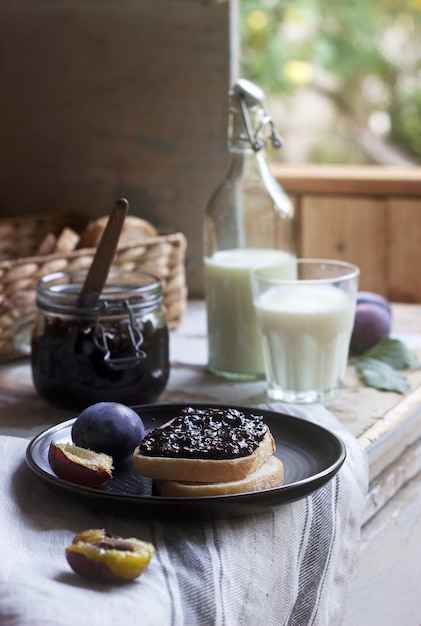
xmin=0 ymin=403 xmax=368 ymax=626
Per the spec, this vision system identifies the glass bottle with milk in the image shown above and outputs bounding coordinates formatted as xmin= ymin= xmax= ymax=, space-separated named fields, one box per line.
xmin=203 ymin=79 xmax=296 ymax=380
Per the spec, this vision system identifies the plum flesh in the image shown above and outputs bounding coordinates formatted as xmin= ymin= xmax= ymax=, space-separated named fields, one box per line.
xmin=48 ymin=442 xmax=113 ymax=487
xmin=66 ymin=529 xmax=155 ymax=584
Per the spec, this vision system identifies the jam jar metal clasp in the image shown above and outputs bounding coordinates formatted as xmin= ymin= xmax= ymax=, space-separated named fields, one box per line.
xmin=92 ymin=299 xmax=147 ymax=370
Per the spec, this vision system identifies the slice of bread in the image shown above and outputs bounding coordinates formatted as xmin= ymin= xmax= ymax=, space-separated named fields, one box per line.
xmin=78 ymin=215 xmax=158 ymax=249
xmin=155 ymin=454 xmax=284 ymax=497
xmin=133 ymin=427 xmax=275 ymax=483
xmin=36 ymin=232 xmax=57 ymax=256
xmin=133 ymin=406 xmax=277 ymax=485
xmin=54 ymin=227 xmax=80 ymax=253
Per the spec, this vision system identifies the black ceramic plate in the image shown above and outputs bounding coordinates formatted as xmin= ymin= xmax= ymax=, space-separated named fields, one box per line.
xmin=26 ymin=403 xmax=346 ymax=522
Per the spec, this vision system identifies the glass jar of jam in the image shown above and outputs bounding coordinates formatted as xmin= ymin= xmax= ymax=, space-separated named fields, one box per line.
xmin=31 ymin=270 xmax=170 ymax=410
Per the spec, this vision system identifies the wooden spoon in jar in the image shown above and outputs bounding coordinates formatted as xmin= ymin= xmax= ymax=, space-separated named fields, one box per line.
xmin=78 ymin=198 xmax=129 ymax=307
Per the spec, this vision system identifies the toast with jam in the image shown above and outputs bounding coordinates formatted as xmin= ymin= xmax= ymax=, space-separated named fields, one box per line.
xmin=133 ymin=407 xmax=284 ymax=496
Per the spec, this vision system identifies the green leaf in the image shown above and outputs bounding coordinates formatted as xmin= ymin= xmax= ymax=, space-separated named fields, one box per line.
xmin=355 ymin=357 xmax=411 ymax=394
xmin=362 ymin=337 xmax=420 ymax=370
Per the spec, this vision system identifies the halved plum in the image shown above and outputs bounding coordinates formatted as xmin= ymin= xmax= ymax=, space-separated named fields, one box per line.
xmin=66 ymin=529 xmax=155 ymax=584
xmin=48 ymin=441 xmax=113 ymax=488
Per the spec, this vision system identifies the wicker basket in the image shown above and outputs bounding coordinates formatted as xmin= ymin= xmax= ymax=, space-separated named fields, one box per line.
xmin=0 ymin=212 xmax=187 ymax=361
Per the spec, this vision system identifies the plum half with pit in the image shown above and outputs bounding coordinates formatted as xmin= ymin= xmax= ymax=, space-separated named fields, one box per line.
xmin=66 ymin=529 xmax=155 ymax=584
xmin=350 ymin=291 xmax=392 ymax=356
xmin=71 ymin=402 xmax=145 ymax=462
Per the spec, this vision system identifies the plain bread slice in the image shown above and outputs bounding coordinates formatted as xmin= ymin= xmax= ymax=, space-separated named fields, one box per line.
xmin=155 ymin=454 xmax=284 ymax=497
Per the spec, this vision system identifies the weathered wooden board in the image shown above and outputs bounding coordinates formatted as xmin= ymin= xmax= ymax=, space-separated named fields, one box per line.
xmin=273 ymin=164 xmax=421 ymax=197
xmin=275 ymin=165 xmax=421 ymax=303
xmin=343 ymin=472 xmax=421 ymax=625
xmin=0 ymin=0 xmax=232 ymax=296
xmin=298 ymin=195 xmax=388 ymax=294
xmin=388 ymin=198 xmax=421 ymax=303
xmin=331 ymin=303 xmax=421 ymax=509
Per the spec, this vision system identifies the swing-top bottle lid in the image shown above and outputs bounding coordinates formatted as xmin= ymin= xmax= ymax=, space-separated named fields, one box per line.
xmin=228 ymin=78 xmax=282 ymax=152
xmin=230 ymin=79 xmax=265 ymax=108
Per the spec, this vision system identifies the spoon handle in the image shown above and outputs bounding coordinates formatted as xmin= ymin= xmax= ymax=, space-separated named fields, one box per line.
xmin=79 ymin=198 xmax=129 ymax=304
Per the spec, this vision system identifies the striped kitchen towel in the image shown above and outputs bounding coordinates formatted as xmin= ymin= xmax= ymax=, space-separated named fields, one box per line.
xmin=0 ymin=402 xmax=368 ymax=626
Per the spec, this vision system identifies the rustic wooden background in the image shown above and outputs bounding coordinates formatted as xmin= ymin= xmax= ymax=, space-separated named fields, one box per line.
xmin=1 ymin=2 xmax=420 ymax=303
xmin=273 ymin=165 xmax=421 ymax=303
xmin=0 ymin=0 xmax=232 ymax=297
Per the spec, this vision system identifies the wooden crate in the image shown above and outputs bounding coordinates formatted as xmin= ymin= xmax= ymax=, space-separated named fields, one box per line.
xmin=273 ymin=164 xmax=421 ymax=303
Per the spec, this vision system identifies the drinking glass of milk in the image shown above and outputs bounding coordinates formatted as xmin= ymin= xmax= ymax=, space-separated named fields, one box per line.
xmin=251 ymin=259 xmax=359 ymax=403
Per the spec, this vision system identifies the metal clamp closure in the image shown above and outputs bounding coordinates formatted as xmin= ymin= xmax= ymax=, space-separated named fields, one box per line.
xmin=238 ymin=91 xmax=283 ymax=152
xmin=92 ymin=299 xmax=147 ymax=370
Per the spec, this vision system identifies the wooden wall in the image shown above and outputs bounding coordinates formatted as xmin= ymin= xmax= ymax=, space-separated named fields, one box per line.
xmin=273 ymin=165 xmax=421 ymax=303
xmin=0 ymin=0 xmax=233 ymax=297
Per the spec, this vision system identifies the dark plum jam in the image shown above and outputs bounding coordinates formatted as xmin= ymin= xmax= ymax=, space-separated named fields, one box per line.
xmin=31 ymin=317 xmax=169 ymax=410
xmin=30 ymin=270 xmax=170 ymax=411
xmin=139 ymin=407 xmax=266 ymax=460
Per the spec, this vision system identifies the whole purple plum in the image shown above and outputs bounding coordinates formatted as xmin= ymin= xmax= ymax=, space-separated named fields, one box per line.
xmin=71 ymin=402 xmax=145 ymax=461
xmin=350 ymin=302 xmax=392 ymax=356
xmin=357 ymin=291 xmax=391 ymax=314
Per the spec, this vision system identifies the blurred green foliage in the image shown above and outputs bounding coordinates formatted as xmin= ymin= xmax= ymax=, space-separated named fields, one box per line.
xmin=240 ymin=0 xmax=421 ymax=163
